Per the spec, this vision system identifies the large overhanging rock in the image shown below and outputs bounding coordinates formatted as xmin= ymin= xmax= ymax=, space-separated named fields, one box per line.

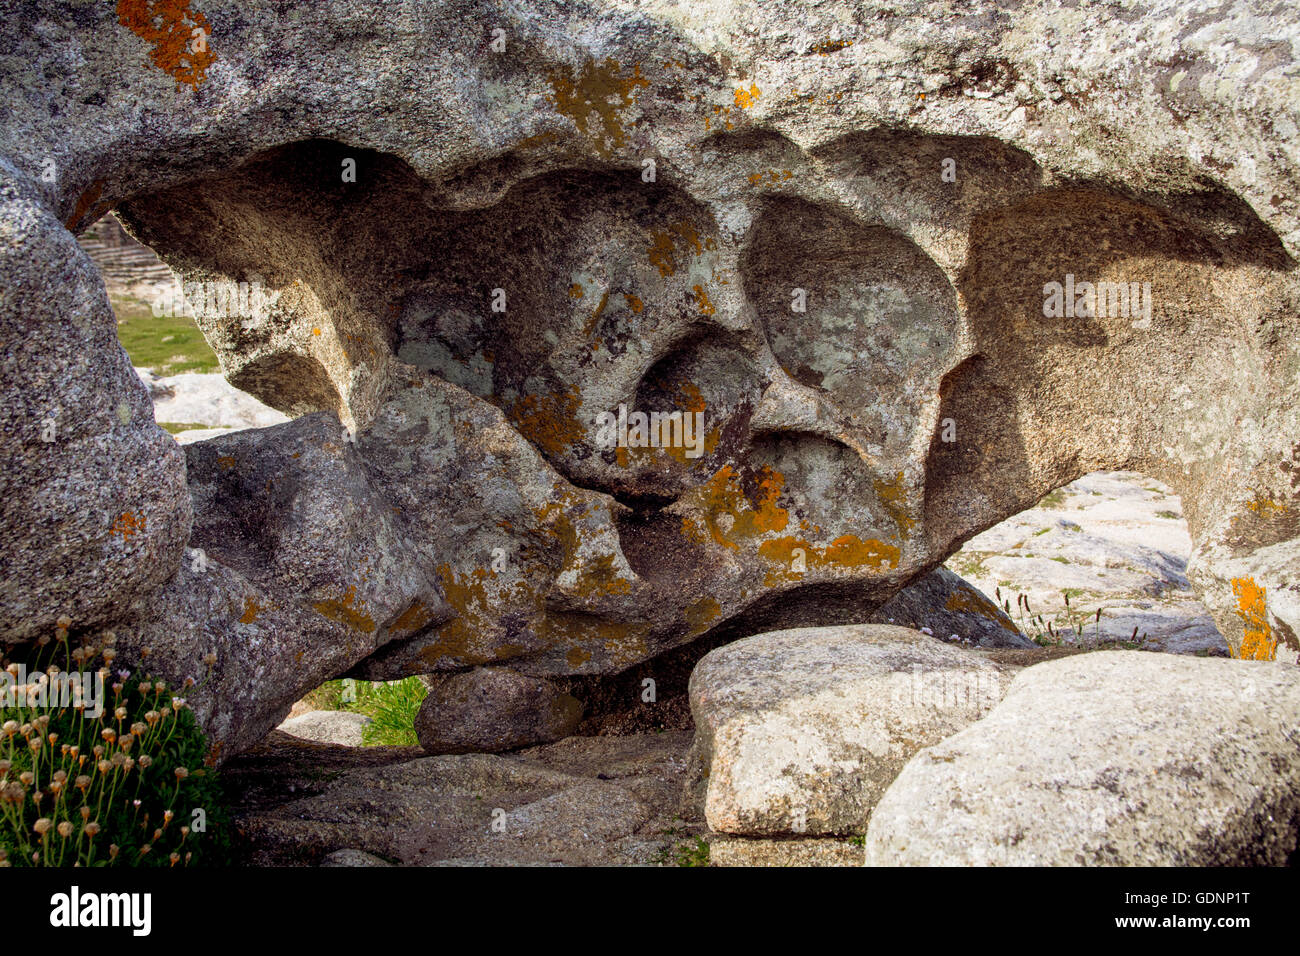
xmin=2 ymin=1 xmax=1299 ymax=757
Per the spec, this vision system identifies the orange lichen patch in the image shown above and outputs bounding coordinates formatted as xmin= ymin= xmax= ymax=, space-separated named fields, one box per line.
xmin=684 ymin=596 xmax=721 ymax=635
xmin=1244 ymin=497 xmax=1290 ymax=515
xmin=825 ymin=535 xmax=900 ymax=568
xmin=582 ymin=290 xmax=610 ymax=340
xmin=216 ymin=455 xmax=236 ymax=471
xmin=569 ymin=553 xmax=633 ymax=597
xmin=944 ymin=586 xmax=1008 ymax=624
xmin=508 ymin=384 xmax=585 ymax=456
xmin=389 ymin=599 xmax=437 ymax=636
xmin=311 ymin=327 xmax=322 ymax=336
xmin=703 ymin=103 xmax=736 ymax=132
xmin=547 ymin=58 xmax=648 ymax=156
xmin=624 ymin=294 xmax=644 ymax=313
xmin=514 ymin=129 xmax=559 ymax=150
xmin=109 ymin=511 xmax=146 ymax=541
xmin=533 ymin=495 xmax=582 ymax=568
xmin=759 ymin=534 xmax=900 ymax=585
xmin=312 ymin=584 xmax=376 ymax=634
xmin=544 ymin=613 xmax=649 ymax=669
xmin=568 ymin=283 xmax=585 ymax=299
xmin=692 ymin=285 xmax=716 ymax=316
xmin=685 ymin=465 xmax=790 ymax=549
xmin=238 ymin=595 xmax=265 ymax=624
xmin=874 ymin=471 xmax=916 ymax=539
xmin=1231 ymin=576 xmax=1275 ymax=660
xmin=116 ymin=0 xmax=216 ymax=88
xmin=647 ymin=220 xmax=716 ymax=277
xmin=746 ymin=169 xmax=794 ymax=187
xmin=647 ymin=229 xmax=678 ymax=277
xmin=811 ymin=39 xmax=853 ymax=55
xmin=612 ymin=422 xmax=720 ymax=468
xmin=676 ymin=381 xmax=707 ymax=413
xmin=421 ymin=566 xmax=509 ymax=666
xmin=64 ymin=179 xmax=106 ymax=231
xmin=734 ymin=83 xmax=761 ymax=108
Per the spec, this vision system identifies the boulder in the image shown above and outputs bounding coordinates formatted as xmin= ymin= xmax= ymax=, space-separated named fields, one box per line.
xmin=864 ymin=651 xmax=1300 ymax=866
xmin=687 ymin=624 xmax=1016 ymax=836
xmin=416 ymin=668 xmax=584 ymax=754
xmin=0 ymin=164 xmax=190 ymax=643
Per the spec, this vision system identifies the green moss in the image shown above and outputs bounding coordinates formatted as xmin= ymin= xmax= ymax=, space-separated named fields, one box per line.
xmin=676 ymin=836 xmax=710 ymax=867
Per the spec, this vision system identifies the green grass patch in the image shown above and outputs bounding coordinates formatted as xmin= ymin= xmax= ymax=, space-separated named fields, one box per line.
xmin=297 ymin=677 xmax=428 ymax=747
xmin=113 ymin=295 xmax=218 ymax=375
xmin=1155 ymin=510 xmax=1182 ymax=520
xmin=1037 ymin=489 xmax=1068 ymax=509
xmin=157 ymin=422 xmax=210 ymax=435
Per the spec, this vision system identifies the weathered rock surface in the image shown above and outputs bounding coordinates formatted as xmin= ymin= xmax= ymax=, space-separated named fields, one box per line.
xmin=687 ymin=624 xmax=1016 ymax=836
xmin=278 ymin=710 xmax=373 ymax=747
xmin=230 ymin=729 xmax=703 ymax=866
xmin=709 ymin=835 xmax=864 ymax=867
xmin=415 ymin=668 xmax=583 ymax=754
xmin=109 ymin=412 xmax=452 ymax=758
xmin=319 ymin=848 xmax=394 ymax=867
xmin=0 ymin=164 xmax=191 ymax=644
xmin=864 ymin=652 xmax=1300 ymax=866
xmin=3 ymin=1 xmax=1300 ymax=759
xmin=869 ymin=565 xmax=1033 ymax=648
